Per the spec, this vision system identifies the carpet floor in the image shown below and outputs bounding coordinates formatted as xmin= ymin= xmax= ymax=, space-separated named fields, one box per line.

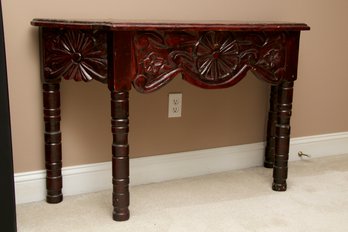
xmin=17 ymin=154 xmax=348 ymax=232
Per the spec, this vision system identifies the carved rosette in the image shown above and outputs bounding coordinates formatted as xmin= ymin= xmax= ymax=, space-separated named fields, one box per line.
xmin=194 ymin=31 xmax=239 ymax=81
xmin=133 ymin=31 xmax=287 ymax=93
xmin=42 ymin=29 xmax=108 ymax=83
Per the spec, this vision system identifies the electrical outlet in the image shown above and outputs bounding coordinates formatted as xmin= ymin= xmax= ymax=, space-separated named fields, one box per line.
xmin=168 ymin=93 xmax=182 ymax=118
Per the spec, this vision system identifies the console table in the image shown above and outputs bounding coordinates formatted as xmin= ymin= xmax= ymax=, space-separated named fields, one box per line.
xmin=31 ymin=19 xmax=310 ymax=221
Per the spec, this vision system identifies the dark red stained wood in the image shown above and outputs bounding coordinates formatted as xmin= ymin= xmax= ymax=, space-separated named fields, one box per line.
xmin=31 ymin=19 xmax=310 ymax=31
xmin=108 ymin=31 xmax=135 ymax=91
xmin=43 ymin=82 xmax=63 ymax=203
xmin=264 ymin=85 xmax=278 ymax=168
xmin=133 ymin=30 xmax=290 ymax=93
xmin=273 ymin=81 xmax=294 ymax=191
xmin=32 ymin=19 xmax=309 ymax=222
xmin=41 ymin=28 xmax=108 ymax=83
xmin=272 ymin=31 xmax=300 ymax=190
xmin=111 ymin=91 xmax=130 ymax=221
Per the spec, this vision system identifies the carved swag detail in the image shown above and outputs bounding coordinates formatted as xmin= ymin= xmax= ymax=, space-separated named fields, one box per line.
xmin=133 ymin=31 xmax=286 ymax=93
xmin=42 ymin=29 xmax=108 ymax=83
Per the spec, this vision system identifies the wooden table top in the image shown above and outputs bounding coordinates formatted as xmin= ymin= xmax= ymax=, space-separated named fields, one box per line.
xmin=31 ymin=19 xmax=310 ymax=31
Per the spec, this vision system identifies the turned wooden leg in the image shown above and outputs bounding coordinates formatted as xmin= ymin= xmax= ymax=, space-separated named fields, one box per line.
xmin=43 ymin=82 xmax=63 ymax=203
xmin=272 ymin=81 xmax=293 ymax=191
xmin=111 ymin=91 xmax=130 ymax=221
xmin=264 ymin=85 xmax=279 ymax=168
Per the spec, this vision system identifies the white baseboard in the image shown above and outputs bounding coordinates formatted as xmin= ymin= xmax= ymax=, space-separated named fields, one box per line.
xmin=14 ymin=132 xmax=348 ymax=204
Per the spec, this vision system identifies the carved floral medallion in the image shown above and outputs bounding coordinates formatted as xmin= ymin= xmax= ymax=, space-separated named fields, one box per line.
xmin=194 ymin=31 xmax=239 ymax=81
xmin=42 ymin=29 xmax=107 ymax=83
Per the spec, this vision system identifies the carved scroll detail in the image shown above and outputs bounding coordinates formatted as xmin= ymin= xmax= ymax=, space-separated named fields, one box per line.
xmin=42 ymin=29 xmax=107 ymax=83
xmin=133 ymin=31 xmax=287 ymax=93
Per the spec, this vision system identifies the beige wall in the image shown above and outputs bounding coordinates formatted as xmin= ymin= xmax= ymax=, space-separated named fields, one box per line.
xmin=2 ymin=0 xmax=348 ymax=173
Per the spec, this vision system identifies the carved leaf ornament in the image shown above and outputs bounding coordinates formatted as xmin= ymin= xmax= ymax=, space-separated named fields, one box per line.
xmin=43 ymin=29 xmax=107 ymax=83
xmin=133 ymin=31 xmax=286 ymax=93
xmin=42 ymin=29 xmax=286 ymax=92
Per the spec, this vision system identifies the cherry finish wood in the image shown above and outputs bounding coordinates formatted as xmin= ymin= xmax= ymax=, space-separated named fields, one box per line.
xmin=31 ymin=19 xmax=309 ymax=221
xmin=133 ymin=30 xmax=292 ymax=92
xmin=111 ymin=91 xmax=130 ymax=221
xmin=42 ymin=82 xmax=63 ymax=203
xmin=32 ymin=19 xmax=309 ymax=31
xmin=264 ymin=85 xmax=278 ymax=168
xmin=273 ymin=80 xmax=294 ymax=191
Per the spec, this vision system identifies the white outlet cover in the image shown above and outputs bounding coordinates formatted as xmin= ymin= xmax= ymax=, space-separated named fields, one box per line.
xmin=168 ymin=93 xmax=182 ymax=118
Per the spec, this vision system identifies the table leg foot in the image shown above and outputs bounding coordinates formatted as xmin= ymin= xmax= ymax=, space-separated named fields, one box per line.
xmin=46 ymin=194 xmax=63 ymax=203
xmin=272 ymin=182 xmax=287 ymax=191
xmin=113 ymin=208 xmax=130 ymax=221
xmin=264 ymin=161 xmax=274 ymax=169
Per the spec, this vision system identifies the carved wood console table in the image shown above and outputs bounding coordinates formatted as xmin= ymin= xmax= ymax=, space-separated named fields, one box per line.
xmin=31 ymin=19 xmax=309 ymax=221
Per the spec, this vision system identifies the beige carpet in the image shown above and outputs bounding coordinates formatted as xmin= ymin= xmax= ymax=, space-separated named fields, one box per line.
xmin=17 ymin=154 xmax=348 ymax=232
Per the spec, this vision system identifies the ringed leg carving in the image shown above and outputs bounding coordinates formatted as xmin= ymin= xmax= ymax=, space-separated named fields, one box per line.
xmin=111 ymin=91 xmax=130 ymax=221
xmin=272 ymin=81 xmax=293 ymax=191
xmin=40 ymin=27 xmax=107 ymax=205
xmin=264 ymin=85 xmax=279 ymax=168
xmin=43 ymin=82 xmax=63 ymax=203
